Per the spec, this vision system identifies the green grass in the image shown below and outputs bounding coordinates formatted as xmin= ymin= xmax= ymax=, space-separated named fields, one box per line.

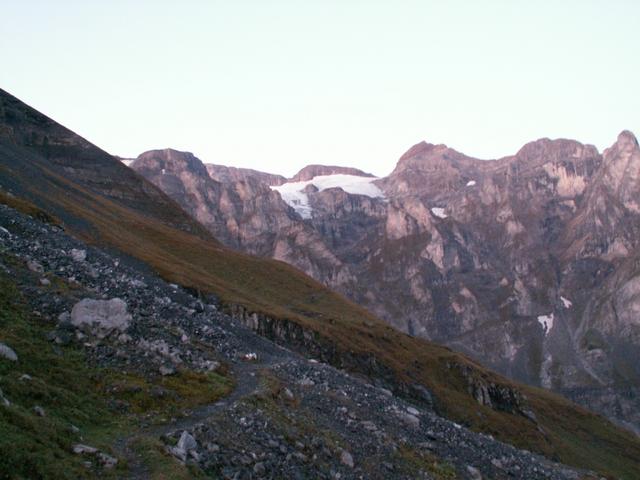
xmin=395 ymin=445 xmax=459 ymax=480
xmin=0 ymin=270 xmax=113 ymax=479
xmin=0 ymin=262 xmax=231 ymax=479
xmin=128 ymin=437 xmax=208 ymax=480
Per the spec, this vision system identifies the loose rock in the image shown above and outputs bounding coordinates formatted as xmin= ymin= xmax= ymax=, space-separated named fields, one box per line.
xmin=0 ymin=342 xmax=18 ymax=362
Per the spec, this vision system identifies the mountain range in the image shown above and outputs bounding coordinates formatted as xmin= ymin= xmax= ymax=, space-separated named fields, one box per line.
xmin=1 ymin=87 xmax=639 ymax=478
xmin=130 ymin=130 xmax=640 ymax=436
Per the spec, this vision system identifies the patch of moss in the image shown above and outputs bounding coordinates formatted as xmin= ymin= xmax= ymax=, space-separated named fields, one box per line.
xmin=395 ymin=445 xmax=458 ymax=479
xmin=128 ymin=437 xmax=209 ymax=479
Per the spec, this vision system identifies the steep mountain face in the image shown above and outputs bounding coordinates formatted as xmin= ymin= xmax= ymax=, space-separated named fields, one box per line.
xmin=206 ymin=163 xmax=286 ymax=186
xmin=132 ymin=150 xmax=350 ymax=283
xmin=131 ymin=133 xmax=640 ymax=434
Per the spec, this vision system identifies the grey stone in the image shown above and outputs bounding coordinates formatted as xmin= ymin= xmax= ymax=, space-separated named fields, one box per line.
xmin=299 ymin=377 xmax=315 ymax=387
xmin=466 ymin=465 xmax=482 ymax=480
xmin=282 ymin=387 xmax=295 ymax=401
xmin=0 ymin=342 xmax=17 ymax=362
xmin=340 ymin=450 xmax=354 ymax=468
xmin=73 ymin=444 xmax=99 ymax=455
xmin=27 ymin=260 xmax=43 ymax=273
xmin=406 ymin=406 xmax=420 ymax=416
xmin=34 ymin=405 xmax=45 ymax=417
xmin=70 ymin=249 xmax=86 ymax=262
xmin=397 ymin=411 xmax=420 ymax=428
xmin=70 ymin=298 xmax=131 ymax=338
xmin=177 ymin=430 xmax=198 ymax=453
xmin=159 ymin=364 xmax=176 ymax=376
xmin=97 ymin=452 xmax=118 ymax=469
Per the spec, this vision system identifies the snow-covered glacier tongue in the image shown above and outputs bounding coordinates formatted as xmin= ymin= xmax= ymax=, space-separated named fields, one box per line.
xmin=271 ymin=174 xmax=385 ymax=218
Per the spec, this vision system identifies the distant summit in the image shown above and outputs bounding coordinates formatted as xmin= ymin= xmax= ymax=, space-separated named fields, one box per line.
xmin=291 ymin=164 xmax=375 ymax=182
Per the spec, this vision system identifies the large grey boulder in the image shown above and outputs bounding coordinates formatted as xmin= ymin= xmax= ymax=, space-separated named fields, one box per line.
xmin=0 ymin=342 xmax=17 ymax=362
xmin=70 ymin=298 xmax=131 ymax=338
xmin=177 ymin=430 xmax=197 ymax=453
xmin=340 ymin=450 xmax=354 ymax=468
xmin=170 ymin=430 xmax=198 ymax=462
xmin=70 ymin=249 xmax=86 ymax=262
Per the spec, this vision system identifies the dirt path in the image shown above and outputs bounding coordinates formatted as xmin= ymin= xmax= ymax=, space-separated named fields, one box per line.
xmin=111 ymin=344 xmax=291 ymax=478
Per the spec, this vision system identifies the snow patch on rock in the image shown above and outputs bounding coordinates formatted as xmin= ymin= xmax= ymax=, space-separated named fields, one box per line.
xmin=466 ymin=180 xmax=476 ymax=186
xmin=431 ymin=207 xmax=448 ymax=219
xmin=271 ymin=174 xmax=384 ymax=219
xmin=537 ymin=313 xmax=554 ymax=334
xmin=560 ymin=296 xmax=572 ymax=309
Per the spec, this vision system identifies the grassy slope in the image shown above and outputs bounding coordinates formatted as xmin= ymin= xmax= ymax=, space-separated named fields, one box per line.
xmin=0 ymin=257 xmax=232 ymax=479
xmin=1 ymin=89 xmax=639 ymax=478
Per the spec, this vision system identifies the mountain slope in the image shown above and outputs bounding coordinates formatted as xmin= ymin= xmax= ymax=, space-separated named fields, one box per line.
xmin=1 ymin=88 xmax=640 ymax=477
xmin=134 ymin=129 xmax=640 ymax=435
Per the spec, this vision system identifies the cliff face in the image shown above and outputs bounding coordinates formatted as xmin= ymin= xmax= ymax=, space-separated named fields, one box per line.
xmin=131 ymin=132 xmax=640 ymax=434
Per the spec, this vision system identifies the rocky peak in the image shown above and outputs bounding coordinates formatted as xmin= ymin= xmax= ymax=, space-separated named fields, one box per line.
xmin=291 ymin=164 xmax=374 ymax=182
xmin=396 ymin=141 xmax=440 ymax=162
xmin=206 ymin=164 xmax=287 ymax=186
xmin=134 ymin=149 xmax=210 ymax=178
xmin=595 ymin=129 xmax=640 ymax=208
xmin=510 ymin=138 xmax=600 ymax=167
xmin=615 ymin=129 xmax=639 ymax=150
xmin=391 ymin=141 xmax=475 ymax=172
xmin=381 ymin=141 xmax=482 ymax=199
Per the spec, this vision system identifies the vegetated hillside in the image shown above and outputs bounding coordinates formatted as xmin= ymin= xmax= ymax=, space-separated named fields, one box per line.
xmin=0 ymin=200 xmax=598 ymax=479
xmin=1 ymin=88 xmax=639 ymax=478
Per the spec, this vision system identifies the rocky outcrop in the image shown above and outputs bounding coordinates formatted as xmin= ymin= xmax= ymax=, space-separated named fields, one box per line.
xmin=291 ymin=164 xmax=375 ymax=182
xmin=206 ymin=164 xmax=286 ymax=186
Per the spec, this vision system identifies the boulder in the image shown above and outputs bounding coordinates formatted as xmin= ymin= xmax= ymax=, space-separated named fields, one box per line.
xmin=0 ymin=342 xmax=17 ymax=362
xmin=397 ymin=411 xmax=420 ymax=428
xmin=171 ymin=431 xmax=198 ymax=462
xmin=73 ymin=444 xmax=99 ymax=455
xmin=27 ymin=260 xmax=43 ymax=273
xmin=96 ymin=452 xmax=118 ymax=469
xmin=159 ymin=364 xmax=176 ymax=376
xmin=466 ymin=465 xmax=482 ymax=480
xmin=177 ymin=430 xmax=198 ymax=453
xmin=70 ymin=298 xmax=131 ymax=338
xmin=340 ymin=450 xmax=354 ymax=468
xmin=70 ymin=249 xmax=86 ymax=262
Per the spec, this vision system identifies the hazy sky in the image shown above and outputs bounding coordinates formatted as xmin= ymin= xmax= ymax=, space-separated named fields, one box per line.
xmin=1 ymin=1 xmax=638 ymax=177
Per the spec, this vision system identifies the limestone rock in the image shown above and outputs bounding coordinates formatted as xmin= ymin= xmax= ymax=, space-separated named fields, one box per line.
xmin=0 ymin=342 xmax=17 ymax=362
xmin=70 ymin=298 xmax=131 ymax=338
xmin=70 ymin=249 xmax=86 ymax=262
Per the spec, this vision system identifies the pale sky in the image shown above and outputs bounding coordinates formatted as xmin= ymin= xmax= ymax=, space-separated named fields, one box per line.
xmin=1 ymin=1 xmax=638 ymax=177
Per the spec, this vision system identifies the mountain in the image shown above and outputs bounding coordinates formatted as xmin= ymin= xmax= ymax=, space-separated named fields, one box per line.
xmin=131 ymin=131 xmax=640 ymax=436
xmin=1 ymin=88 xmax=640 ymax=478
xmin=206 ymin=163 xmax=286 ymax=186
